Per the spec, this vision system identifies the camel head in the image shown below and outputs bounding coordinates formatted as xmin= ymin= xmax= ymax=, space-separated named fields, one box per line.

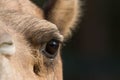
xmin=0 ymin=0 xmax=81 ymax=80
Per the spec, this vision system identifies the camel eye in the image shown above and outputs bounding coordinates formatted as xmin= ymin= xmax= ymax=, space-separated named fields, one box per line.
xmin=42 ymin=39 xmax=60 ymax=59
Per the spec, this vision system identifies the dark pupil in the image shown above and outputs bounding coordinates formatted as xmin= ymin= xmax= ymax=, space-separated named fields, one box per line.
xmin=45 ymin=39 xmax=59 ymax=58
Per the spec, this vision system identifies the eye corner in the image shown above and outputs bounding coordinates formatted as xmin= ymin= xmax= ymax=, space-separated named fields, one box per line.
xmin=54 ymin=33 xmax=64 ymax=43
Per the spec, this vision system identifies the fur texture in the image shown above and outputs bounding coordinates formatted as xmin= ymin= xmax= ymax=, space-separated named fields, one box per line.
xmin=0 ymin=0 xmax=81 ymax=80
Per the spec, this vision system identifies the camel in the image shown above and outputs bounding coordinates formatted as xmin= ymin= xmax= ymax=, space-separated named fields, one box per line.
xmin=0 ymin=0 xmax=81 ymax=80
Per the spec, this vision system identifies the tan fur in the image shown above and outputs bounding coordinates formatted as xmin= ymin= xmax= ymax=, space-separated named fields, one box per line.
xmin=0 ymin=0 xmax=80 ymax=80
xmin=45 ymin=0 xmax=81 ymax=38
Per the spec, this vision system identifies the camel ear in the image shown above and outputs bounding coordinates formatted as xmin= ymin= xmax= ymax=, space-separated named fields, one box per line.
xmin=43 ymin=0 xmax=81 ymax=39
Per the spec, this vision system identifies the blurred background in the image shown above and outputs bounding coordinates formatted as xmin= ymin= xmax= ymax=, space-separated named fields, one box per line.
xmin=31 ymin=0 xmax=120 ymax=80
xmin=62 ymin=0 xmax=120 ymax=80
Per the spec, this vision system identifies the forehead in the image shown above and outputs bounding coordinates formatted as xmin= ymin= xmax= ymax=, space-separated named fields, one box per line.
xmin=0 ymin=10 xmax=51 ymax=31
xmin=0 ymin=11 xmax=63 ymax=43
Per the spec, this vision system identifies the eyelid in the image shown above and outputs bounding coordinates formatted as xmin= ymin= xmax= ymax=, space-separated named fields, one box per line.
xmin=39 ymin=29 xmax=64 ymax=43
xmin=28 ymin=30 xmax=64 ymax=46
xmin=41 ymin=33 xmax=64 ymax=44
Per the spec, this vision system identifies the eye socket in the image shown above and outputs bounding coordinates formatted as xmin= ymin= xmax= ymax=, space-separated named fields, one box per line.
xmin=42 ymin=39 xmax=60 ymax=59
